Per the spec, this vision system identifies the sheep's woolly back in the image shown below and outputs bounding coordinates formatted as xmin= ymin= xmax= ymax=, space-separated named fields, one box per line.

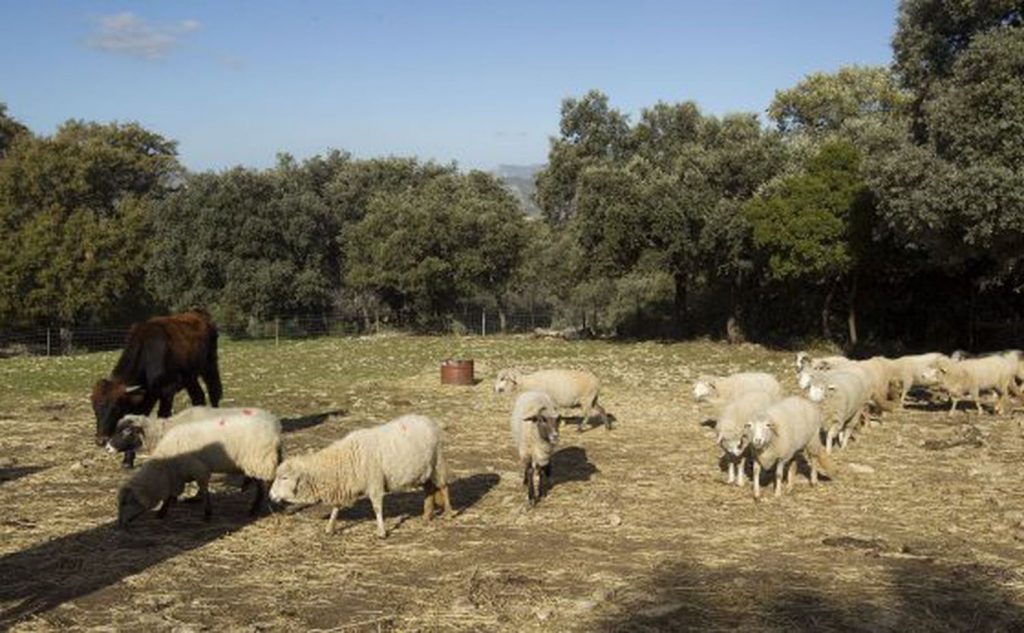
xmin=716 ymin=391 xmax=777 ymax=443
xmin=280 ymin=414 xmax=446 ymax=507
xmin=510 ymin=390 xmax=559 ymax=466
xmin=514 ymin=369 xmax=601 ymax=409
xmin=151 ymin=408 xmax=282 ymax=481
xmin=752 ymin=396 xmax=825 ymax=471
xmin=937 ymin=355 xmax=1016 ymax=395
xmin=818 ymin=369 xmax=871 ymax=428
xmin=706 ymin=372 xmax=782 ymax=404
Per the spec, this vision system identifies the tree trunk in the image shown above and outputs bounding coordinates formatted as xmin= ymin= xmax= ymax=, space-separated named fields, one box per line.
xmin=726 ymin=278 xmax=745 ymax=344
xmin=673 ymin=272 xmax=688 ymax=337
xmin=847 ymin=276 xmax=858 ymax=347
xmin=499 ymin=309 xmax=507 ymax=334
xmin=821 ymin=283 xmax=835 ymax=340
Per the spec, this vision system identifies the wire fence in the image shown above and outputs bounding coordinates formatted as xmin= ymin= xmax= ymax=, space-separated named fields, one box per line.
xmin=0 ymin=309 xmax=562 ymax=358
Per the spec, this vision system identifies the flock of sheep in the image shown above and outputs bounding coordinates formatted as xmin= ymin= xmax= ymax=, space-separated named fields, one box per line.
xmin=696 ymin=348 xmax=1024 ymax=499
xmin=106 ymin=345 xmax=1023 ymax=533
xmin=107 ymin=366 xmax=608 ymax=535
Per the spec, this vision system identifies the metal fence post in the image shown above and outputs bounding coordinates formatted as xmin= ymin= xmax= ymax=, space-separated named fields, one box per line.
xmin=46 ymin=328 xmax=51 ymax=356
xmin=481 ymin=310 xmax=486 ymax=336
xmin=275 ymin=318 xmax=280 ymax=346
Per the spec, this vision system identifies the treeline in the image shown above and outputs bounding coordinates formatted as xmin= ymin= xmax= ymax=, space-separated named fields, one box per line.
xmin=1 ymin=0 xmax=1022 ymax=349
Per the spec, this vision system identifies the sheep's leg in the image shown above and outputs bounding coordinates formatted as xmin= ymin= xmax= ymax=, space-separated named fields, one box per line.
xmin=726 ymin=459 xmax=736 ymax=484
xmin=752 ymin=461 xmax=761 ymax=499
xmin=810 ymin=463 xmax=819 ymax=485
xmin=786 ymin=460 xmax=797 ymax=492
xmin=525 ymin=464 xmax=536 ymax=507
xmin=121 ymin=450 xmax=136 ymax=469
xmin=538 ymin=463 xmax=548 ymax=499
xmin=948 ymin=397 xmax=958 ymax=416
xmin=326 ymin=507 xmax=340 ymax=534
xmin=974 ymin=388 xmax=983 ymax=415
xmin=370 ymin=491 xmax=387 ymax=538
xmin=422 ymin=482 xmax=436 ymax=522
xmin=439 ymin=485 xmax=454 ymax=517
xmin=774 ymin=462 xmax=784 ymax=497
xmin=156 ymin=496 xmax=176 ymax=519
xmin=199 ymin=479 xmax=212 ymax=522
xmin=825 ymin=428 xmax=835 ymax=454
xmin=248 ymin=479 xmax=265 ymax=517
xmin=737 ymin=456 xmax=747 ymax=487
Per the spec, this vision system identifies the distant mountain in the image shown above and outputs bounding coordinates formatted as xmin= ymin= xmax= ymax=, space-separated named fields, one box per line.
xmin=493 ymin=164 xmax=545 ymax=217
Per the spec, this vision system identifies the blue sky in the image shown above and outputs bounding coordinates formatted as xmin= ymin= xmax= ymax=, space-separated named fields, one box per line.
xmin=0 ymin=1 xmax=898 ymax=172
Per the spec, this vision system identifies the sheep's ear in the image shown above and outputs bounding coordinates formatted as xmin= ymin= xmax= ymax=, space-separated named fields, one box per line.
xmin=766 ymin=420 xmax=778 ymax=432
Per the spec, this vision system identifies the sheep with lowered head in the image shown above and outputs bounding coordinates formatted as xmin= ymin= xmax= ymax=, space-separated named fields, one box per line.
xmin=269 ymin=414 xmax=452 ymax=537
xmin=118 ymin=453 xmax=212 ymax=526
xmin=117 ymin=408 xmax=283 ymax=523
xmin=693 ymin=372 xmax=782 ymax=407
xmin=495 ymin=368 xmax=607 ymax=432
xmin=744 ymin=396 xmax=833 ymax=499
xmin=510 ymin=390 xmax=561 ymax=506
xmin=106 ymin=406 xmax=236 ymax=456
xmin=712 ymin=390 xmax=778 ymax=486
xmin=925 ymin=355 xmax=1017 ymax=415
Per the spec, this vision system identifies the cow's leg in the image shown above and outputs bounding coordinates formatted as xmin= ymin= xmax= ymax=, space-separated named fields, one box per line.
xmin=203 ymin=365 xmax=224 ymax=408
xmin=184 ymin=377 xmax=206 ymax=406
xmin=157 ymin=389 xmax=175 ymax=417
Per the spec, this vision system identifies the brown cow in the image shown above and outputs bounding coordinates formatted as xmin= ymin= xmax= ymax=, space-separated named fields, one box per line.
xmin=92 ymin=309 xmax=223 ymax=467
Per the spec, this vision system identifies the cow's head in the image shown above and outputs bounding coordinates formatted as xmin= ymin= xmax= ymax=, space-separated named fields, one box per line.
xmin=91 ymin=379 xmax=145 ymax=446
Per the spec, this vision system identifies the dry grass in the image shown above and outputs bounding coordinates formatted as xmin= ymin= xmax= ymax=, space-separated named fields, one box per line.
xmin=1 ymin=335 xmax=1023 ymax=631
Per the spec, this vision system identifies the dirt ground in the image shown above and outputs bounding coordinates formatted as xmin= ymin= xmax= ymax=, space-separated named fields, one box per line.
xmin=1 ymin=335 xmax=1023 ymax=632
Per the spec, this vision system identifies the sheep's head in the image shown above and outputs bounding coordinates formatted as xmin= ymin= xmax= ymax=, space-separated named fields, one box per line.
xmin=692 ymin=378 xmax=716 ymax=402
xmin=269 ymin=461 xmax=312 ymax=505
xmin=746 ymin=417 xmax=775 ymax=450
xmin=717 ymin=430 xmax=746 ymax=457
xmin=528 ymin=407 xmax=560 ymax=446
xmin=795 ymin=352 xmax=810 ymax=372
xmin=798 ymin=369 xmax=816 ymax=391
xmin=106 ymin=415 xmax=147 ymax=454
xmin=117 ymin=487 xmax=149 ymax=527
xmin=807 ymin=381 xmax=829 ymax=403
xmin=494 ymin=369 xmax=519 ymax=394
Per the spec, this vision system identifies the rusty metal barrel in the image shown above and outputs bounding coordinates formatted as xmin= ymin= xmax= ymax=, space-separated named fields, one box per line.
xmin=440 ymin=358 xmax=475 ymax=385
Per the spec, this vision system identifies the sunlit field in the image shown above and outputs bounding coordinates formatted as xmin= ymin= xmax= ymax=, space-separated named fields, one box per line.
xmin=2 ymin=335 xmax=1023 ymax=631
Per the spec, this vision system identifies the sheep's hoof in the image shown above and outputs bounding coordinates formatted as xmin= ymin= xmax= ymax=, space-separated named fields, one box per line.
xmin=377 ymin=530 xmax=388 ymax=540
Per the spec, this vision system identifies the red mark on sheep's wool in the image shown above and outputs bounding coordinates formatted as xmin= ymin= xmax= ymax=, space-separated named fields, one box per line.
xmin=243 ymin=409 xmax=252 ymax=415
xmin=218 ymin=418 xmax=225 ymax=427
xmin=400 ymin=423 xmax=407 ymax=433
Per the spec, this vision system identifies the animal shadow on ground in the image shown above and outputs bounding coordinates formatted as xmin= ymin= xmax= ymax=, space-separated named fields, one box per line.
xmin=549 ymin=446 xmax=599 ymax=490
xmin=714 ymin=453 xmax=833 ymax=488
xmin=563 ymin=413 xmax=617 ymax=433
xmin=279 ymin=409 xmax=346 ymax=434
xmin=594 ymin=553 xmax=1024 ymax=631
xmin=0 ymin=492 xmax=254 ymax=628
xmin=334 ymin=473 xmax=501 ymax=525
xmin=0 ymin=466 xmax=48 ymax=485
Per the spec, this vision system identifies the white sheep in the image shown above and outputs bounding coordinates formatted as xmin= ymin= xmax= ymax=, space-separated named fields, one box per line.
xmin=888 ymin=353 xmax=947 ymax=405
xmin=121 ymin=408 xmax=283 ymax=520
xmin=107 ymin=406 xmax=228 ymax=455
xmin=796 ymin=353 xmax=851 ymax=390
xmin=269 ymin=414 xmax=452 ymax=537
xmin=925 ymin=355 xmax=1017 ymax=415
xmin=807 ymin=368 xmax=871 ymax=452
xmin=744 ymin=396 xmax=833 ymax=499
xmin=510 ymin=390 xmax=561 ymax=506
xmin=117 ymin=454 xmax=212 ymax=526
xmin=495 ymin=368 xmax=607 ymax=432
xmin=693 ymin=372 xmax=782 ymax=406
xmin=713 ymin=390 xmax=778 ymax=486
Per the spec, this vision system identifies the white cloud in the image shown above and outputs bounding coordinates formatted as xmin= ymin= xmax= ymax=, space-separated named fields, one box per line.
xmin=88 ymin=12 xmax=201 ymax=59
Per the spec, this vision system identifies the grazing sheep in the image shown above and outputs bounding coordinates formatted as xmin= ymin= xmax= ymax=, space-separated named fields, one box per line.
xmin=744 ymin=396 xmax=833 ymax=499
xmin=889 ymin=353 xmax=947 ymax=405
xmin=713 ymin=391 xmax=778 ymax=486
xmin=106 ymin=406 xmax=224 ymax=455
xmin=269 ymin=414 xmax=452 ymax=537
xmin=118 ymin=453 xmax=211 ymax=526
xmin=495 ymin=368 xmax=607 ymax=432
xmin=510 ymin=390 xmax=561 ymax=506
xmin=926 ymin=355 xmax=1017 ymax=415
xmin=135 ymin=408 xmax=283 ymax=517
xmin=693 ymin=372 xmax=782 ymax=407
xmin=808 ymin=368 xmax=871 ymax=452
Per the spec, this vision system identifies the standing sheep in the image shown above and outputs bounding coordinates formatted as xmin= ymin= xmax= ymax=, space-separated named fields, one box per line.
xmin=713 ymin=390 xmax=778 ymax=486
xmin=495 ymin=368 xmax=608 ymax=432
xmin=926 ymin=355 xmax=1017 ymax=415
xmin=807 ymin=368 xmax=871 ymax=452
xmin=888 ymin=353 xmax=947 ymax=406
xmin=744 ymin=396 xmax=833 ymax=499
xmin=118 ymin=408 xmax=283 ymax=521
xmin=693 ymin=372 xmax=782 ymax=407
xmin=106 ymin=406 xmax=226 ymax=456
xmin=510 ymin=390 xmax=561 ymax=506
xmin=269 ymin=414 xmax=452 ymax=537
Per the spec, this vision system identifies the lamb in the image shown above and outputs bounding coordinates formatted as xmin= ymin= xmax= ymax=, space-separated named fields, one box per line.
xmin=118 ymin=453 xmax=212 ymax=526
xmin=117 ymin=408 xmax=283 ymax=522
xmin=712 ymin=390 xmax=778 ymax=486
xmin=268 ymin=414 xmax=452 ymax=537
xmin=925 ymin=355 xmax=1018 ymax=415
xmin=744 ymin=396 xmax=833 ymax=499
xmin=510 ymin=390 xmax=561 ymax=506
xmin=807 ymin=368 xmax=871 ymax=452
xmin=495 ymin=368 xmax=607 ymax=432
xmin=693 ymin=372 xmax=782 ymax=407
